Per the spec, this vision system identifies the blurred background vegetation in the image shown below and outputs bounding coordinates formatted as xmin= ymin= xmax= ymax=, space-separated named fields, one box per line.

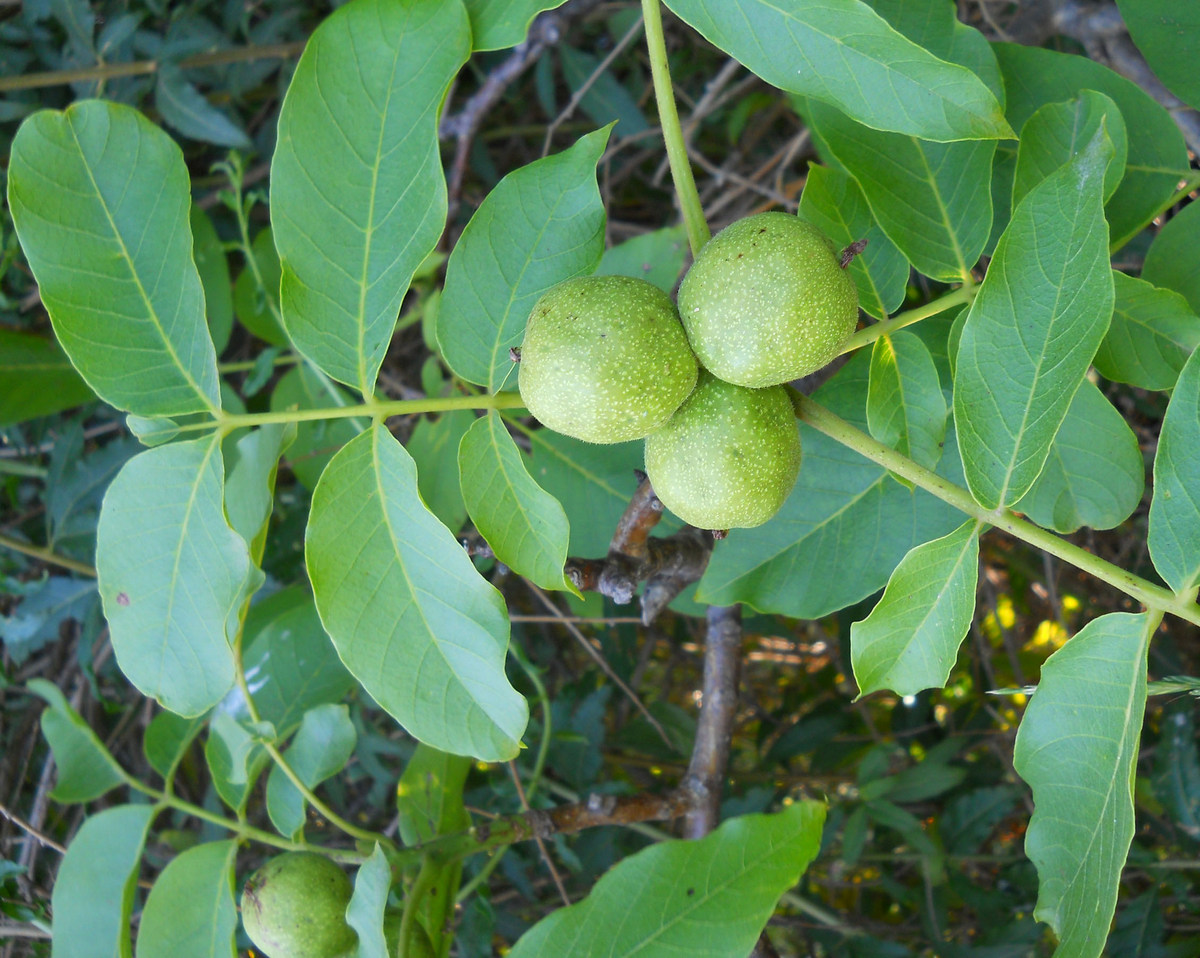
xmin=2 ymin=1 xmax=1199 ymax=955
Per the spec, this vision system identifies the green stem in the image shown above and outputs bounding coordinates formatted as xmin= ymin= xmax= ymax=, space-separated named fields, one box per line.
xmin=0 ymin=533 xmax=97 ymax=577
xmin=839 ymin=285 xmax=977 ymax=357
xmin=129 ymin=780 xmax=364 ymax=860
xmin=641 ymin=0 xmax=710 ymax=256
xmin=232 ymin=633 xmax=394 ymax=851
xmin=398 ymin=860 xmax=438 ymax=958
xmin=792 ymin=393 xmax=1200 ymax=628
xmin=218 ymin=353 xmax=299 ymax=374
xmin=176 ymin=392 xmax=525 ymax=435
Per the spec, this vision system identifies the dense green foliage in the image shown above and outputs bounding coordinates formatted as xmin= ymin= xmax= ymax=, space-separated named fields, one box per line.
xmin=2 ymin=1 xmax=1200 ymax=957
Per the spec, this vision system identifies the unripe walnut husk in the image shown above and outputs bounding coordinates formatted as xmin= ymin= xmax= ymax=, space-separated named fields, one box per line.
xmin=518 ymin=275 xmax=698 ymax=444
xmin=677 ymin=211 xmax=859 ymax=388
xmin=241 ymin=852 xmax=357 ymax=958
xmin=644 ymin=373 xmax=801 ymax=530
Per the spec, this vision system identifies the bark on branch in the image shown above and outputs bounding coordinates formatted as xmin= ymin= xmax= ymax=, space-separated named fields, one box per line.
xmin=564 ymin=473 xmax=716 ymax=624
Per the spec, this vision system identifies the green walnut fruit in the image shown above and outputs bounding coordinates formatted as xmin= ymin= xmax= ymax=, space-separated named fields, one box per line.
xmin=677 ymin=211 xmax=858 ymax=388
xmin=644 ymin=373 xmax=801 ymax=530
xmin=241 ymin=852 xmax=357 ymax=958
xmin=518 ymin=275 xmax=698 ymax=444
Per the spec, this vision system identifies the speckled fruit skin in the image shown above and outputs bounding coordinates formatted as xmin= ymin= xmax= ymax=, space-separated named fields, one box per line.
xmin=241 ymin=852 xmax=357 ymax=958
xmin=644 ymin=374 xmax=801 ymax=530
xmin=677 ymin=211 xmax=858 ymax=388
xmin=518 ymin=275 xmax=698 ymax=444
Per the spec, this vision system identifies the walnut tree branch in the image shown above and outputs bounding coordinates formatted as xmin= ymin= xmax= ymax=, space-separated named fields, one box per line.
xmin=564 ymin=473 xmax=716 ymax=624
xmin=681 ymin=604 xmax=743 ymax=840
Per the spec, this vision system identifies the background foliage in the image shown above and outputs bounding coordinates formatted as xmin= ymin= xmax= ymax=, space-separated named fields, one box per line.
xmin=2 ymin=0 xmax=1200 ymax=956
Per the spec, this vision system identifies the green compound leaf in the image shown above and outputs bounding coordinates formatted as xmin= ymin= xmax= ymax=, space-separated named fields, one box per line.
xmin=232 ymin=227 xmax=287 ymax=346
xmin=224 ymin=424 xmax=294 ymax=564
xmin=95 ymin=435 xmax=256 ymax=717
xmin=459 ymin=412 xmax=573 ymax=593
xmin=954 ymin=128 xmax=1114 ymax=510
xmin=0 ymin=328 xmax=95 ymax=429
xmin=266 ymin=704 xmax=357 ymax=840
xmin=191 ymin=206 xmax=234 ymax=354
xmin=346 ymin=846 xmax=393 ymax=958
xmin=1014 ymin=379 xmax=1144 ymax=535
xmin=143 ymin=711 xmax=207 ymax=782
xmin=661 ymin=0 xmax=1011 ymax=142
xmin=307 ymin=425 xmax=527 ymax=761
xmin=8 ymin=100 xmax=221 ymax=417
xmin=205 ymin=711 xmax=270 ymax=815
xmin=798 ymin=163 xmax=909 ymax=320
xmin=993 ymin=43 xmax=1189 ymax=251
xmin=135 ymin=840 xmax=238 ymax=958
xmin=867 ymin=331 xmax=947 ymax=477
xmin=1149 ymin=347 xmax=1200 ymax=596
xmin=508 ymin=801 xmax=825 ymax=958
xmin=272 ymin=0 xmax=470 ymax=394
xmin=596 ymin=226 xmax=688 ymax=295
xmin=1012 ymin=91 xmax=1126 ymax=207
xmin=851 ymin=520 xmax=980 ymax=699
xmin=698 ymin=352 xmax=965 ymax=619
xmin=1143 ymin=199 xmax=1200 ymax=316
xmin=438 ymin=126 xmax=610 ymax=391
xmin=1094 ymin=272 xmax=1200 ymax=391
xmin=408 ymin=409 xmax=474 ymax=534
xmin=793 ymin=2 xmax=1004 ymax=283
xmin=1013 ymin=612 xmax=1153 ymax=958
xmin=28 ymin=678 xmax=126 ymax=803
xmin=396 ymin=745 xmax=472 ymax=845
xmin=464 ymin=0 xmax=567 ymax=51
xmin=1116 ymin=0 xmax=1200 ymax=110
xmin=233 ymin=587 xmax=356 ymax=737
xmin=52 ymin=804 xmax=156 ymax=958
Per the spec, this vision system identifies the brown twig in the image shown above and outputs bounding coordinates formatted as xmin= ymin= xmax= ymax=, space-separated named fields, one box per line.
xmin=681 ymin=604 xmax=743 ymax=840
xmin=563 ymin=474 xmax=716 ymax=624
xmin=440 ymin=0 xmax=606 ymax=215
xmin=466 ymin=789 xmax=693 ymax=851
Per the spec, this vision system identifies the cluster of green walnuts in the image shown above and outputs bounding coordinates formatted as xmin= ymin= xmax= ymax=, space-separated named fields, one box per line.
xmin=518 ymin=212 xmax=860 ymax=530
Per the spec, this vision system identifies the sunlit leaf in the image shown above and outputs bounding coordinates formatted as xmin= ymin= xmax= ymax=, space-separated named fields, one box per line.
xmin=661 ymin=0 xmax=1012 ymax=142
xmin=8 ymin=100 xmax=221 ymax=416
xmin=28 ymin=678 xmax=126 ymax=803
xmin=798 ymin=163 xmax=909 ymax=320
xmin=1013 ymin=612 xmax=1153 ymax=958
xmin=1011 ymin=91 xmax=1126 ymax=207
xmin=1014 ymin=380 xmax=1144 ymax=534
xmin=51 ymin=805 xmax=156 ymax=958
xmin=866 ymin=331 xmax=947 ymax=476
xmin=438 ymin=126 xmax=610 ymax=390
xmin=851 ymin=520 xmax=980 ymax=698
xmin=272 ymin=0 xmax=470 ymax=393
xmin=1148 ymin=347 xmax=1200 ymax=596
xmin=1093 ymin=272 xmax=1200 ymax=391
xmin=135 ymin=840 xmax=238 ymax=958
xmin=459 ymin=412 xmax=573 ymax=592
xmin=95 ymin=435 xmax=255 ymax=717
xmin=993 ymin=43 xmax=1188 ymax=250
xmin=307 ymin=426 xmax=527 ymax=760
xmin=954 ymin=128 xmax=1114 ymax=509
xmin=508 ymin=801 xmax=825 ymax=958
